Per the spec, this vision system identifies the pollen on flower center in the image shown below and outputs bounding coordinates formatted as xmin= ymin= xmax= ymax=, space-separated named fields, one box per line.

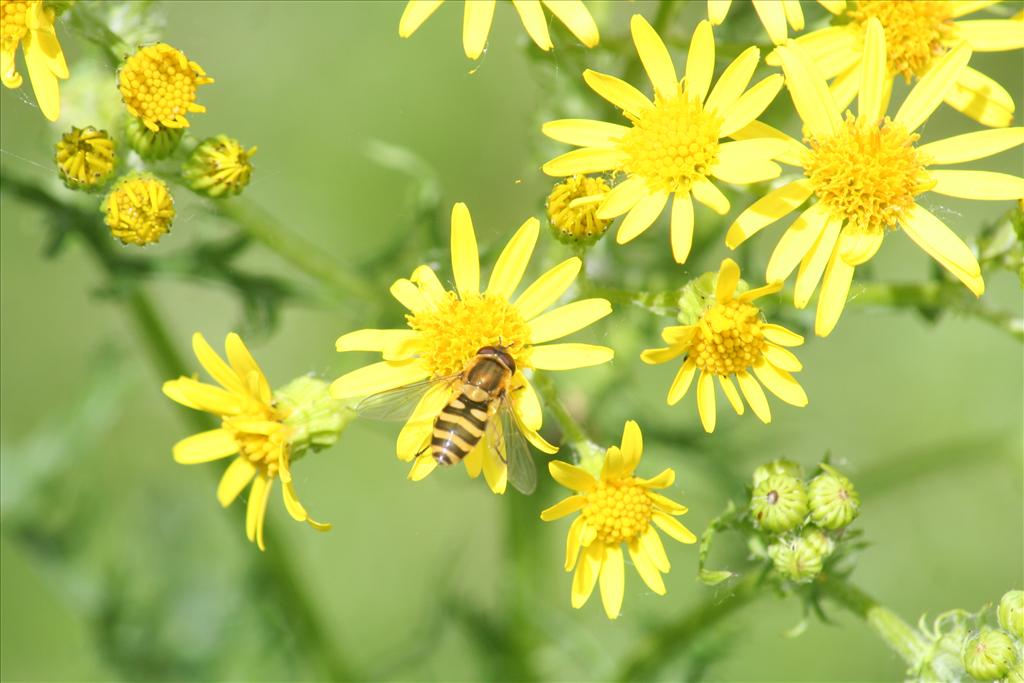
xmin=804 ymin=114 xmax=928 ymax=234
xmin=407 ymin=292 xmax=530 ymax=378
xmin=620 ymin=95 xmax=721 ymax=194
xmin=118 ymin=43 xmax=212 ymax=132
xmin=223 ymin=407 xmax=290 ymax=476
xmin=1 ymin=1 xmax=29 ymax=46
xmin=849 ymin=0 xmax=953 ymax=80
xmin=692 ymin=300 xmax=767 ymax=376
xmin=582 ymin=479 xmax=653 ymax=544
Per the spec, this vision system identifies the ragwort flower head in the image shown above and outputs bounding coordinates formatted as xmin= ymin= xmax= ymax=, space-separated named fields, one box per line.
xmin=118 ymin=43 xmax=212 ymax=132
xmin=331 ymin=202 xmax=613 ymax=493
xmin=399 ymin=0 xmax=598 ymax=60
xmin=707 ymin=0 xmax=847 ymax=45
xmin=729 ymin=19 xmax=1024 ymax=336
xmin=101 ymin=173 xmax=174 ymax=246
xmin=163 ymin=333 xmax=331 ymax=551
xmin=542 ymin=15 xmax=787 ymax=264
xmin=642 ymin=258 xmax=808 ymax=433
xmin=54 ymin=126 xmax=115 ymax=190
xmin=183 ymin=134 xmax=257 ymax=198
xmin=1 ymin=0 xmax=69 ymax=121
xmin=766 ymin=0 xmax=1024 ymax=127
xmin=546 ymin=174 xmax=611 ymax=246
xmin=541 ymin=421 xmax=696 ymax=620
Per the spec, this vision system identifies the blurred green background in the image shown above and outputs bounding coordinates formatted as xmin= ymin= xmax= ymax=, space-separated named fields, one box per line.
xmin=1 ymin=1 xmax=1021 ymax=681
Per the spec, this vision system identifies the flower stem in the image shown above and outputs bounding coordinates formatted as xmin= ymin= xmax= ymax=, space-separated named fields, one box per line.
xmin=532 ymin=370 xmax=603 ymax=465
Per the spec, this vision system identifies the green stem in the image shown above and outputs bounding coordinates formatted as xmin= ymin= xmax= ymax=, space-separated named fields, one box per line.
xmin=214 ymin=197 xmax=375 ymax=300
xmin=579 ymin=285 xmax=678 ymax=316
xmin=503 ymin=489 xmax=541 ymax=682
xmin=532 ymin=371 xmax=602 ymax=465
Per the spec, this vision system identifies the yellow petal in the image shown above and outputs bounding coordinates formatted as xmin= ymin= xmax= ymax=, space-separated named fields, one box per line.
xmin=670 ymin=192 xmax=695 ymax=263
xmin=408 ymin=452 xmax=438 ymax=481
xmin=543 ymin=147 xmax=628 ymax=176
xmin=630 ymin=14 xmax=678 ymax=101
xmin=691 ymin=178 xmax=730 ymax=215
xmin=839 ymin=226 xmax=885 ymax=266
xmin=530 ymin=343 xmax=614 ymax=370
xmin=620 ymin=420 xmax=643 ymax=473
xmin=901 ymin=204 xmax=984 ymax=297
xmin=640 ymin=525 xmax=671 ymax=572
xmin=335 ymin=328 xmax=418 ymax=354
xmin=542 ymin=0 xmax=600 ymax=47
xmin=641 ymin=345 xmax=684 ymax=365
xmin=776 ymin=43 xmax=841 ymax=138
xmin=463 ymin=0 xmax=496 ymax=59
xmin=512 ymin=0 xmax=553 ymax=50
xmin=542 ymin=119 xmax=629 ymax=148
xmin=830 ymin=63 xmax=864 ymax=115
xmin=217 ymin=456 xmax=257 ymax=507
xmin=191 ymin=332 xmax=244 ymax=393
xmin=628 ymin=539 xmax=666 ymax=595
xmin=399 ymin=0 xmax=444 ymax=37
xmin=450 ymin=202 xmax=480 ymax=298
xmin=766 ymin=201 xmax=831 ymax=282
xmin=752 ymin=0 xmax=789 ymax=44
xmin=726 ymin=180 xmax=813 ymax=248
xmin=486 ymin=217 xmax=539 ymax=299
xmin=22 ymin=30 xmax=62 ymax=121
xmin=720 ymin=74 xmax=785 ymax=137
xmin=397 ymin=382 xmax=451 ymax=460
xmin=648 ymin=491 xmax=688 ymax=515
xmin=411 ymin=264 xmax=448 ymax=307
xmin=515 ymin=257 xmax=581 ymax=320
xmin=794 ymin=214 xmax=842 ymax=309
xmin=637 ymin=470 xmax=676 ymax=490
xmin=390 ymin=278 xmax=428 ymax=312
xmin=713 ymin=141 xmax=784 ymax=185
xmin=944 ymin=65 xmax=1015 ymax=127
xmin=715 ymin=257 xmax=741 ymax=301
xmin=513 ymin=374 xmax=543 ymax=429
xmin=685 ymin=19 xmax=715 ymax=103
xmin=948 ymin=1 xmax=1000 ymax=18
xmin=953 ymin=19 xmax=1024 ymax=51
xmin=599 ymin=544 xmax=626 ymax=620
xmin=736 ymin=370 xmax=771 ymax=423
xmin=667 ymin=358 xmax=698 ymax=405
xmin=246 ymin=474 xmax=272 ymax=551
xmin=929 ymin=170 xmax=1024 ymax=201
xmin=173 ymin=428 xmax=239 ymax=464
xmin=596 ymin=176 xmax=649 ymax=219
xmin=549 ymin=460 xmax=597 ymax=492
xmin=782 ymin=0 xmax=804 ymax=31
xmin=564 ymin=515 xmax=586 ymax=570
xmin=653 ymin=511 xmax=697 ymax=544
xmin=616 ymin=190 xmax=669 ymax=244
xmin=917 ymin=127 xmax=1024 ymax=164
xmin=705 ymin=46 xmax=760 ymax=116
xmin=162 ymin=377 xmax=243 ymax=415
xmin=481 ymin=438 xmax=508 ymax=494
xmin=571 ymin=542 xmax=602 ymax=608
xmin=541 ymin=494 xmax=586 ymax=521
xmin=583 ymin=69 xmax=653 ymax=117
xmin=764 ymin=344 xmax=803 ymax=372
xmin=697 ymin=371 xmax=717 ymax=433
xmin=728 ymin=120 xmax=807 ymax=166
xmin=763 ymin=323 xmax=804 ymax=347
xmin=858 ymin=18 xmax=888 ymax=125
xmin=895 ymin=42 xmax=972 ymax=133
xmin=817 ymin=0 xmax=847 ymax=13
xmin=529 ymin=298 xmax=612 ymax=344
xmin=330 ymin=360 xmax=430 ymax=400
xmin=601 ymin=445 xmax=626 ymax=480
xmin=814 ymin=247 xmax=856 ymax=337
xmin=753 ymin=362 xmax=808 ymax=406
xmin=225 ymin=333 xmax=269 ymax=402
xmin=769 ymin=25 xmax=860 ymax=77
xmin=719 ymin=375 xmax=745 ymax=415
xmin=738 ymin=281 xmax=783 ymax=303
xmin=708 ymin=0 xmax=731 ymax=25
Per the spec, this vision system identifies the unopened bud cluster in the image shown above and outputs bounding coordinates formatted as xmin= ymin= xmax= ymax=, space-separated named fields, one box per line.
xmin=275 ymin=376 xmax=355 ymax=458
xmin=749 ymin=459 xmax=860 ymax=583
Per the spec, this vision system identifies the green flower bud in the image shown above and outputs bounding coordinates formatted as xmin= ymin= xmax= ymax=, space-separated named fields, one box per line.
xmin=752 ymin=459 xmax=804 ymax=487
xmin=275 ymin=377 xmax=354 ymax=458
xmin=677 ymin=272 xmax=715 ymax=325
xmin=125 ymin=116 xmax=184 ymax=160
xmin=768 ymin=534 xmax=823 ymax=583
xmin=750 ymin=475 xmax=808 ymax=533
xmin=808 ymin=464 xmax=860 ymax=530
xmin=182 ymin=134 xmax=257 ymax=198
xmin=1007 ymin=660 xmax=1024 ymax=683
xmin=801 ymin=526 xmax=835 ymax=559
xmin=998 ymin=590 xmax=1024 ymax=638
xmin=962 ymin=629 xmax=1017 ymax=681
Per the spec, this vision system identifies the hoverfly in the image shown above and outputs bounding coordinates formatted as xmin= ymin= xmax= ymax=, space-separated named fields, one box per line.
xmin=356 ymin=344 xmax=537 ymax=495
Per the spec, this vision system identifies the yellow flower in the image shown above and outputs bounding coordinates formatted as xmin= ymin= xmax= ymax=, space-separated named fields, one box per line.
xmin=101 ymin=174 xmax=174 ymax=246
xmin=54 ymin=126 xmax=115 ymax=190
xmin=728 ymin=19 xmax=1024 ymax=336
xmin=766 ymin=0 xmax=1024 ymax=127
xmin=546 ymin=174 xmax=611 ymax=245
xmin=707 ymin=0 xmax=846 ymax=45
xmin=541 ymin=421 xmax=695 ymax=620
xmin=331 ymin=202 xmax=614 ymax=493
xmin=542 ymin=15 xmax=786 ymax=264
xmin=163 ymin=333 xmax=331 ymax=551
xmin=641 ymin=258 xmax=807 ymax=433
xmin=118 ymin=43 xmax=212 ymax=132
xmin=1 ymin=0 xmax=69 ymax=121
xmin=399 ymin=0 xmax=599 ymax=60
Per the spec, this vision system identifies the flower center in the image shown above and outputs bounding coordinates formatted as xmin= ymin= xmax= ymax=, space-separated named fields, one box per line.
xmin=407 ymin=292 xmax=530 ymax=378
xmin=691 ymin=300 xmax=766 ymax=376
xmin=103 ymin=176 xmax=175 ymax=246
xmin=582 ymin=479 xmax=653 ymax=544
xmin=118 ymin=43 xmax=210 ymax=131
xmin=223 ymin=409 xmax=290 ymax=477
xmin=804 ymin=114 xmax=928 ymax=234
xmin=620 ymin=94 xmax=721 ymax=194
xmin=1 ymin=1 xmax=29 ymax=48
xmin=546 ymin=174 xmax=611 ymax=244
xmin=849 ymin=0 xmax=953 ymax=81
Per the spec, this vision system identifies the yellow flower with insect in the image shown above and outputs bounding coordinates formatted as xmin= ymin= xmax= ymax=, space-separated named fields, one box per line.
xmin=331 ymin=202 xmax=614 ymax=494
xmin=542 ymin=15 xmax=787 ymax=264
xmin=118 ymin=43 xmax=213 ymax=132
xmin=1 ymin=0 xmax=69 ymax=121
xmin=101 ymin=174 xmax=175 ymax=246
xmin=541 ymin=420 xmax=696 ymax=620
xmin=163 ymin=333 xmax=331 ymax=551
xmin=399 ymin=0 xmax=599 ymax=60
xmin=707 ymin=0 xmax=847 ymax=45
xmin=766 ymin=0 xmax=1024 ymax=127
xmin=728 ymin=18 xmax=1024 ymax=336
xmin=642 ymin=258 xmax=807 ymax=433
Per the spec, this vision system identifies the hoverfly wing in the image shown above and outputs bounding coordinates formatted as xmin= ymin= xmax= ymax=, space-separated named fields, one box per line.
xmin=355 ymin=374 xmax=458 ymax=421
xmin=492 ymin=396 xmax=536 ymax=495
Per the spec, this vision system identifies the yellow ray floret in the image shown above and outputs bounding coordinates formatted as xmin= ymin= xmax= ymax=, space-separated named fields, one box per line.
xmin=729 ymin=18 xmax=1024 ymax=336
xmin=118 ymin=43 xmax=213 ymax=132
xmin=399 ymin=0 xmax=599 ymax=60
xmin=542 ymin=15 xmax=787 ymax=264
xmin=765 ymin=0 xmax=1024 ymax=127
xmin=541 ymin=421 xmax=696 ymax=620
xmin=642 ymin=259 xmax=808 ymax=433
xmin=1 ymin=0 xmax=69 ymax=121
xmin=331 ymin=202 xmax=614 ymax=493
xmin=162 ymin=333 xmax=330 ymax=551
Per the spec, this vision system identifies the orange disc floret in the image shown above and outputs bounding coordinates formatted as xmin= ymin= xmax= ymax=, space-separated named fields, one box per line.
xmin=118 ymin=43 xmax=213 ymax=132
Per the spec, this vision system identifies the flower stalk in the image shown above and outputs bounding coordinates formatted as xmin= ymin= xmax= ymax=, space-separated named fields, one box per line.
xmin=532 ymin=370 xmax=603 ymax=468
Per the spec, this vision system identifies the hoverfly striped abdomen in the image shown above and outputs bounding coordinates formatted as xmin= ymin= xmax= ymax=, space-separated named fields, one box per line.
xmin=431 ymin=351 xmax=513 ymax=465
